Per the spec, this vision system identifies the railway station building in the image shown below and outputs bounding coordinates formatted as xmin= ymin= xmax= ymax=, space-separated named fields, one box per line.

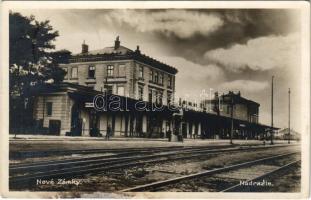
xmin=31 ymin=37 xmax=276 ymax=139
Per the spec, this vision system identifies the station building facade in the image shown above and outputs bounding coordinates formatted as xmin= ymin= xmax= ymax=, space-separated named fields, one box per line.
xmin=33 ymin=37 xmax=178 ymax=137
xmin=62 ymin=36 xmax=177 ymax=105
xmin=31 ymin=37 xmax=275 ymax=139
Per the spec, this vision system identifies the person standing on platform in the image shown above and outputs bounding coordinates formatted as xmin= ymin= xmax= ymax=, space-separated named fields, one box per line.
xmin=167 ymin=129 xmax=172 ymax=142
xmin=106 ymin=124 xmax=112 ymax=140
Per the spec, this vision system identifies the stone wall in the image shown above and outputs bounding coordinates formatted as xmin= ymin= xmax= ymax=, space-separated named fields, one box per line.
xmin=33 ymin=93 xmax=72 ymax=135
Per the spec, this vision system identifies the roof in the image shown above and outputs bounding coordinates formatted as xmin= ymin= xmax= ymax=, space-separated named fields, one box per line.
xmin=75 ymin=45 xmax=133 ymax=56
xmin=222 ymin=93 xmax=259 ymax=106
xmin=68 ymin=37 xmax=178 ymax=74
xmin=30 ymin=83 xmax=175 ymax=114
xmin=184 ymin=109 xmax=278 ymax=130
xmin=278 ymin=128 xmax=300 ymax=135
xmin=30 ymin=82 xmax=101 ymax=96
xmin=31 ymin=83 xmax=276 ymax=130
xmin=206 ymin=91 xmax=260 ymax=106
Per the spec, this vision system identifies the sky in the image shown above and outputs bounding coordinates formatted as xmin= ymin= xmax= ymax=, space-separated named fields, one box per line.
xmin=15 ymin=9 xmax=302 ymax=132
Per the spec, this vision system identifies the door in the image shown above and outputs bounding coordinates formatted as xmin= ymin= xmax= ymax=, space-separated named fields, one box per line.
xmin=49 ymin=120 xmax=61 ymax=135
xmin=182 ymin=123 xmax=187 ymax=138
xmin=89 ymin=110 xmax=100 ymax=137
xmin=71 ymin=103 xmax=82 ymax=136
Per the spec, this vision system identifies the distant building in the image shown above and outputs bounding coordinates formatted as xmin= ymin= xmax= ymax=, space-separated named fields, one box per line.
xmin=177 ymin=91 xmax=269 ymax=139
xmin=205 ymin=91 xmax=259 ymax=123
xmin=275 ymin=128 xmax=300 ymax=141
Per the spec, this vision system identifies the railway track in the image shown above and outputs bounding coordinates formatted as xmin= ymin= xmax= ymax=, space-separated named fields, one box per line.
xmin=11 ymin=144 xmax=295 ymax=173
xmin=221 ymin=160 xmax=300 ymax=192
xmin=10 ymin=144 xmax=250 ymax=166
xmin=10 ymin=145 xmax=189 ymax=159
xmin=121 ymin=152 xmax=300 ymax=192
xmin=11 ymin=143 xmax=295 ymax=168
xmin=10 ymin=144 xmax=297 ymax=189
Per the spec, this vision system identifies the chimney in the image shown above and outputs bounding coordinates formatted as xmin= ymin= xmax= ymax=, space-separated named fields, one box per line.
xmin=114 ymin=36 xmax=120 ymax=50
xmin=135 ymin=45 xmax=141 ymax=54
xmin=82 ymin=40 xmax=88 ymax=54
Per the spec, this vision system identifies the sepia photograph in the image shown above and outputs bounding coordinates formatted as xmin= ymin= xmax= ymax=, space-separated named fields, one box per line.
xmin=0 ymin=1 xmax=310 ymax=199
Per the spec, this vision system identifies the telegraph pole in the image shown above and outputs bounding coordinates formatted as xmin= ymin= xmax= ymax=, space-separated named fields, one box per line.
xmin=270 ymin=76 xmax=274 ymax=145
xmin=288 ymin=88 xmax=291 ymax=144
xmin=230 ymin=94 xmax=234 ymax=145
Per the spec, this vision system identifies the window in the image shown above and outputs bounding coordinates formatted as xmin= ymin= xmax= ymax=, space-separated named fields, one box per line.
xmin=159 ymin=73 xmax=163 ymax=85
xmin=148 ymin=89 xmax=153 ymax=103
xmin=154 ymin=91 xmax=162 ymax=104
xmin=153 ymin=91 xmax=163 ymax=104
xmin=87 ymin=85 xmax=94 ymax=90
xmin=158 ymin=91 xmax=163 ymax=105
xmin=138 ymin=86 xmax=144 ymax=100
xmin=107 ymin=65 xmax=114 ymax=76
xmin=168 ymin=75 xmax=172 ymax=88
xmin=139 ymin=66 xmax=144 ymax=79
xmin=71 ymin=67 xmax=78 ymax=79
xmin=118 ymin=64 xmax=125 ymax=77
xmin=105 ymin=85 xmax=113 ymax=94
xmin=88 ymin=65 xmax=95 ymax=78
xmin=117 ymin=86 xmax=125 ymax=96
xmin=167 ymin=92 xmax=172 ymax=105
xmin=154 ymin=72 xmax=158 ymax=83
xmin=154 ymin=91 xmax=158 ymax=103
xmin=46 ymin=102 xmax=53 ymax=116
xmin=149 ymin=70 xmax=153 ymax=82
xmin=63 ymin=68 xmax=68 ymax=79
xmin=227 ymin=105 xmax=230 ymax=114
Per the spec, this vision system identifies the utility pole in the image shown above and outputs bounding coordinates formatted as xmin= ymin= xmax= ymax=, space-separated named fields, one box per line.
xmin=270 ymin=76 xmax=274 ymax=145
xmin=230 ymin=93 xmax=234 ymax=145
xmin=288 ymin=88 xmax=291 ymax=144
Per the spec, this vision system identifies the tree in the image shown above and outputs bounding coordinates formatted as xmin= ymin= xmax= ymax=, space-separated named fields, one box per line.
xmin=9 ymin=12 xmax=71 ymax=131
